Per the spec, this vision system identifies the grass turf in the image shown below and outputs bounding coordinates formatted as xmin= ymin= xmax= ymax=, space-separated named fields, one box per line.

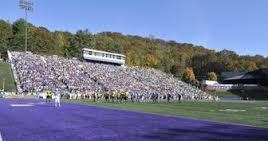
xmin=66 ymin=99 xmax=268 ymax=128
xmin=209 ymin=91 xmax=241 ymax=98
xmin=0 ymin=62 xmax=16 ymax=92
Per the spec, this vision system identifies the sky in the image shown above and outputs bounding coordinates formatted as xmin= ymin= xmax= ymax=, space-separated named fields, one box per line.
xmin=0 ymin=0 xmax=267 ymax=57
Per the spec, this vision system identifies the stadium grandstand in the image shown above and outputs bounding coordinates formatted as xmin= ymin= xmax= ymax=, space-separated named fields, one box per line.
xmin=8 ymin=51 xmax=216 ymax=101
xmin=221 ymin=68 xmax=268 ymax=100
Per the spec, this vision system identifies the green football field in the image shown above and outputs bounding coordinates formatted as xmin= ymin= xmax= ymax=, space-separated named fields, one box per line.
xmin=1 ymin=62 xmax=267 ymax=127
xmin=0 ymin=62 xmax=17 ymax=92
xmin=66 ymin=99 xmax=268 ymax=128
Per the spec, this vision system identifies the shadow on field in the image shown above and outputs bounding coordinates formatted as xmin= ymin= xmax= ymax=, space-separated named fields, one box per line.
xmin=229 ymin=87 xmax=268 ymax=100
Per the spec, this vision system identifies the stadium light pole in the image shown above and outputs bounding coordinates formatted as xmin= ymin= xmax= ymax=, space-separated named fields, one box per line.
xmin=19 ymin=0 xmax=33 ymax=52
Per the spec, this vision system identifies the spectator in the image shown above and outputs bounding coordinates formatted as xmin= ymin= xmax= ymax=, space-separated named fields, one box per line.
xmin=10 ymin=51 xmax=215 ymax=102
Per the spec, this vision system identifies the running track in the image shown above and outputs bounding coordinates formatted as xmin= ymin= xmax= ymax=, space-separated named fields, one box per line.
xmin=0 ymin=99 xmax=267 ymax=141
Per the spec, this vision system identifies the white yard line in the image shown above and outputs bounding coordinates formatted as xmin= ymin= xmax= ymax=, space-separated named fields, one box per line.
xmin=0 ymin=131 xmax=3 ymax=141
xmin=219 ymin=109 xmax=246 ymax=112
xmin=10 ymin=102 xmax=47 ymax=107
xmin=10 ymin=104 xmax=33 ymax=107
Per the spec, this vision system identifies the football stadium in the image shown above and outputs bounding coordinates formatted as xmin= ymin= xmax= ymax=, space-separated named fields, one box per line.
xmin=0 ymin=49 xmax=267 ymax=141
xmin=0 ymin=0 xmax=268 ymax=141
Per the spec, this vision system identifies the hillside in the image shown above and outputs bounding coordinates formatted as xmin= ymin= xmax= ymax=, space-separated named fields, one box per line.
xmin=0 ymin=62 xmax=17 ymax=92
xmin=0 ymin=19 xmax=268 ymax=80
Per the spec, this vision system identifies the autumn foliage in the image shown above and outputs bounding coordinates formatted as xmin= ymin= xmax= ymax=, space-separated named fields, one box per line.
xmin=0 ymin=19 xmax=267 ymax=83
xmin=182 ymin=68 xmax=196 ymax=84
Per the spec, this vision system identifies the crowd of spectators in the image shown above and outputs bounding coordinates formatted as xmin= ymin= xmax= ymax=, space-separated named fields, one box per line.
xmin=10 ymin=51 xmax=216 ymax=101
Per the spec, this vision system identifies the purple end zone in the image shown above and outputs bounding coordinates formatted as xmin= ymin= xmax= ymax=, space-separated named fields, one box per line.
xmin=0 ymin=99 xmax=267 ymax=141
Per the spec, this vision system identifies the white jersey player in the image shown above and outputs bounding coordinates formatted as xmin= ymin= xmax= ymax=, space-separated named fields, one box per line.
xmin=54 ymin=89 xmax=61 ymax=107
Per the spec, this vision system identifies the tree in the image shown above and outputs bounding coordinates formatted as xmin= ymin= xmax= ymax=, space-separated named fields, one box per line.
xmin=241 ymin=60 xmax=258 ymax=72
xmin=51 ymin=31 xmax=73 ymax=57
xmin=170 ymin=65 xmax=179 ymax=77
xmin=207 ymin=72 xmax=217 ymax=81
xmin=217 ymin=49 xmax=239 ymax=60
xmin=157 ymin=48 xmax=174 ymax=73
xmin=0 ymin=20 xmax=12 ymax=58
xmin=182 ymin=67 xmax=196 ymax=84
xmin=30 ymin=26 xmax=54 ymax=54
xmin=9 ymin=19 xmax=26 ymax=51
xmin=94 ymin=34 xmax=124 ymax=54
xmin=75 ymin=29 xmax=93 ymax=48
xmin=171 ymin=50 xmax=188 ymax=78
xmin=145 ymin=54 xmax=159 ymax=67
xmin=1 ymin=18 xmax=267 ymax=76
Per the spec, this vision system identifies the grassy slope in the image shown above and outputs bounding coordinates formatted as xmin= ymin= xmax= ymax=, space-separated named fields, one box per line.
xmin=66 ymin=99 xmax=268 ymax=128
xmin=0 ymin=62 xmax=17 ymax=92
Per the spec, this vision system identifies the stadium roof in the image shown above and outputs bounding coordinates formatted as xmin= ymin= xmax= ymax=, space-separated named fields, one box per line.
xmin=222 ymin=68 xmax=268 ymax=86
xmin=221 ymin=72 xmax=246 ymax=80
xmin=224 ymin=73 xmax=255 ymax=80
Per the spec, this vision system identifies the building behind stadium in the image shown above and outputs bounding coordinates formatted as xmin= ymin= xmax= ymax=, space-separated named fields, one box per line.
xmin=202 ymin=68 xmax=268 ymax=100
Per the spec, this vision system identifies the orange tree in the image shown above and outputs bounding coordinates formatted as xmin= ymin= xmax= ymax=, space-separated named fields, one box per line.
xmin=182 ymin=67 xmax=196 ymax=84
